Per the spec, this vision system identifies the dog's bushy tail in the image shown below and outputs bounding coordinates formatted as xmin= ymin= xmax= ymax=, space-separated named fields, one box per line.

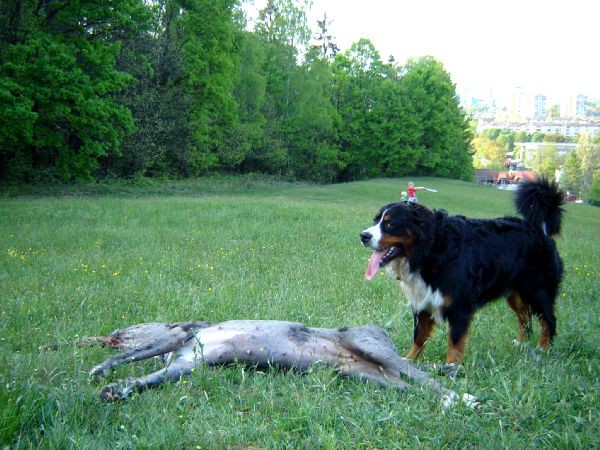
xmin=515 ymin=177 xmax=565 ymax=237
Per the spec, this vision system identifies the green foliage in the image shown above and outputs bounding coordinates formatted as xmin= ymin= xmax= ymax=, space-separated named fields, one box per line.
xmin=588 ymin=172 xmax=600 ymax=206
xmin=285 ymin=50 xmax=343 ymax=182
xmin=181 ymin=0 xmax=241 ymax=174
xmin=400 ymin=57 xmax=473 ymax=180
xmin=109 ymin=0 xmax=194 ymax=178
xmin=0 ymin=0 xmax=149 ymax=181
xmin=531 ymin=131 xmax=545 ymax=142
xmin=543 ymin=133 xmax=568 ymax=143
xmin=472 ymin=135 xmax=506 ymax=170
xmin=577 ymin=134 xmax=600 ymax=197
xmin=561 ymin=150 xmax=583 ymax=195
xmin=1 ymin=0 xmax=476 ymax=183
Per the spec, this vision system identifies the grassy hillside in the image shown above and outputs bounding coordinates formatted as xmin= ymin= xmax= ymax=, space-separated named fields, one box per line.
xmin=1 ymin=177 xmax=598 ymax=448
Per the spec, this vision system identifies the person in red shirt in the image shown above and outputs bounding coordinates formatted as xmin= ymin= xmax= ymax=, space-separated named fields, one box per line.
xmin=407 ymin=181 xmax=425 ymax=203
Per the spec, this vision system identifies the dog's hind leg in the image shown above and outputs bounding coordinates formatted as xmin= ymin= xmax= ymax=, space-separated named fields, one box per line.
xmin=100 ymin=359 xmax=195 ymax=402
xmin=519 ymin=287 xmax=557 ymax=349
xmin=532 ymin=301 xmax=556 ymax=349
xmin=90 ymin=325 xmax=194 ymax=379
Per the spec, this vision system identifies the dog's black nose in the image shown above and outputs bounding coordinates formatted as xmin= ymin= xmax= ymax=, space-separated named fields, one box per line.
xmin=360 ymin=231 xmax=372 ymax=244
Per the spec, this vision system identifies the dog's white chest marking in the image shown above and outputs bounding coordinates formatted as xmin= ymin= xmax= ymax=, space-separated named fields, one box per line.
xmin=387 ymin=259 xmax=445 ymax=324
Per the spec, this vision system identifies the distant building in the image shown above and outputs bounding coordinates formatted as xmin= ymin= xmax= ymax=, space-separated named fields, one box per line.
xmin=561 ymin=94 xmax=588 ymax=118
xmin=533 ymin=95 xmax=547 ymax=119
xmin=477 ymin=118 xmax=600 ymax=138
xmin=513 ymin=142 xmax=578 ymax=164
xmin=474 ymin=169 xmax=538 ymax=186
xmin=576 ymin=95 xmax=587 ymax=117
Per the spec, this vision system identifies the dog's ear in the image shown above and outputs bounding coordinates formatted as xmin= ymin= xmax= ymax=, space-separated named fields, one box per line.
xmin=406 ymin=204 xmax=435 ymax=270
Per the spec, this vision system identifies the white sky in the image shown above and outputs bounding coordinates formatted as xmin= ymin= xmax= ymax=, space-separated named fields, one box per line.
xmin=244 ymin=0 xmax=600 ymax=100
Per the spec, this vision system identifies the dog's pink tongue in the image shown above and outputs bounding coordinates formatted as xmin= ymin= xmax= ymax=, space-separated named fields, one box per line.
xmin=365 ymin=251 xmax=384 ymax=280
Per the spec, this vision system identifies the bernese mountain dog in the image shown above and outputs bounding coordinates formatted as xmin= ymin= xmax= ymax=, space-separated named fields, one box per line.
xmin=360 ymin=178 xmax=565 ymax=368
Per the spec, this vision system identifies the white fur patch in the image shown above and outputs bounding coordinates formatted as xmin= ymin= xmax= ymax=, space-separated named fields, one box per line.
xmin=177 ymin=329 xmax=245 ymax=363
xmin=387 ymin=258 xmax=445 ymax=324
xmin=362 ymin=209 xmax=387 ymax=250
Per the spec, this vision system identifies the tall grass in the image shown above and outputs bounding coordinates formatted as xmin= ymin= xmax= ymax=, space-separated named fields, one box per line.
xmin=1 ymin=177 xmax=598 ymax=448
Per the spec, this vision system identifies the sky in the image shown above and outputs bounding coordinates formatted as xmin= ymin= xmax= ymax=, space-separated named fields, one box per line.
xmin=244 ymin=0 xmax=600 ymax=100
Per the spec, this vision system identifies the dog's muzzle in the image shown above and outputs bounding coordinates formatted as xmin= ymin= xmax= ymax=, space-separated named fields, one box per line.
xmin=360 ymin=231 xmax=373 ymax=246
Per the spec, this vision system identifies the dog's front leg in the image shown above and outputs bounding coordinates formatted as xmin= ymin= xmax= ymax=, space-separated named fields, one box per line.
xmin=406 ymin=311 xmax=435 ymax=360
xmin=90 ymin=330 xmax=192 ymax=379
xmin=100 ymin=358 xmax=195 ymax=402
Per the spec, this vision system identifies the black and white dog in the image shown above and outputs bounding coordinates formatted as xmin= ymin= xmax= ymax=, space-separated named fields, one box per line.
xmin=361 ymin=178 xmax=564 ymax=367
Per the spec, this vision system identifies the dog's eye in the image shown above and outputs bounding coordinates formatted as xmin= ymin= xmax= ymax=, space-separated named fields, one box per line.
xmin=384 ymin=221 xmax=393 ymax=230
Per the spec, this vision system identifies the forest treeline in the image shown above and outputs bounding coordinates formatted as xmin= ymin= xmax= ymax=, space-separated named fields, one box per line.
xmin=0 ymin=0 xmax=473 ymax=183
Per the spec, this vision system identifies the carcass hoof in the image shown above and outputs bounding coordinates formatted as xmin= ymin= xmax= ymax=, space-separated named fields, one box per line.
xmin=100 ymin=383 xmax=125 ymax=402
xmin=90 ymin=365 xmax=111 ymax=380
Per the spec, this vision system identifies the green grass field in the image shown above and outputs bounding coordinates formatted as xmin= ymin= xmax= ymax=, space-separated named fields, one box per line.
xmin=1 ymin=177 xmax=599 ymax=448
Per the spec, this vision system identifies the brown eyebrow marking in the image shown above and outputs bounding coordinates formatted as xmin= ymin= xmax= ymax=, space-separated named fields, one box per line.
xmin=383 ymin=215 xmax=392 ymax=222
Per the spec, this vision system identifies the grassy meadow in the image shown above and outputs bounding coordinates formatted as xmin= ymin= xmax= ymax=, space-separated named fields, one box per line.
xmin=1 ymin=176 xmax=599 ymax=448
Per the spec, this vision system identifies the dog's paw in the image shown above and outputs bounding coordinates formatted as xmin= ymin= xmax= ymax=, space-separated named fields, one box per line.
xmin=438 ymin=363 xmax=463 ymax=378
xmin=90 ymin=365 xmax=111 ymax=380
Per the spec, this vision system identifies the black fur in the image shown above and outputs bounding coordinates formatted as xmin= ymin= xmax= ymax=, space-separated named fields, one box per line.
xmin=365 ymin=178 xmax=565 ymax=362
xmin=515 ymin=177 xmax=565 ymax=236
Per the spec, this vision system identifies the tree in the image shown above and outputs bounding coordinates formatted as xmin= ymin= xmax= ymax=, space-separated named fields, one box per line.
xmin=472 ymin=136 xmax=506 ymax=170
xmin=538 ymin=145 xmax=558 ymax=179
xmin=588 ymin=172 xmax=600 ymax=206
xmin=313 ymin=12 xmax=339 ymax=61
xmin=231 ymin=31 xmax=267 ymax=173
xmin=497 ymin=131 xmax=515 ymax=153
xmin=543 ymin=133 xmax=567 ymax=143
xmin=561 ymin=150 xmax=582 ymax=195
xmin=331 ymin=39 xmax=386 ymax=180
xmin=180 ymin=0 xmax=241 ymax=174
xmin=531 ymin=132 xmax=545 ymax=142
xmin=370 ymin=76 xmax=422 ymax=177
xmin=253 ymin=0 xmax=312 ymax=175
xmin=398 ymin=56 xmax=473 ymax=180
xmin=514 ymin=130 xmax=530 ymax=142
xmin=0 ymin=0 xmax=150 ymax=181
xmin=109 ymin=0 xmax=193 ymax=178
xmin=285 ymin=48 xmax=342 ymax=181
xmin=526 ymin=144 xmax=559 ymax=180
xmin=547 ymin=104 xmax=560 ymax=118
xmin=577 ymin=134 xmax=600 ymax=198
